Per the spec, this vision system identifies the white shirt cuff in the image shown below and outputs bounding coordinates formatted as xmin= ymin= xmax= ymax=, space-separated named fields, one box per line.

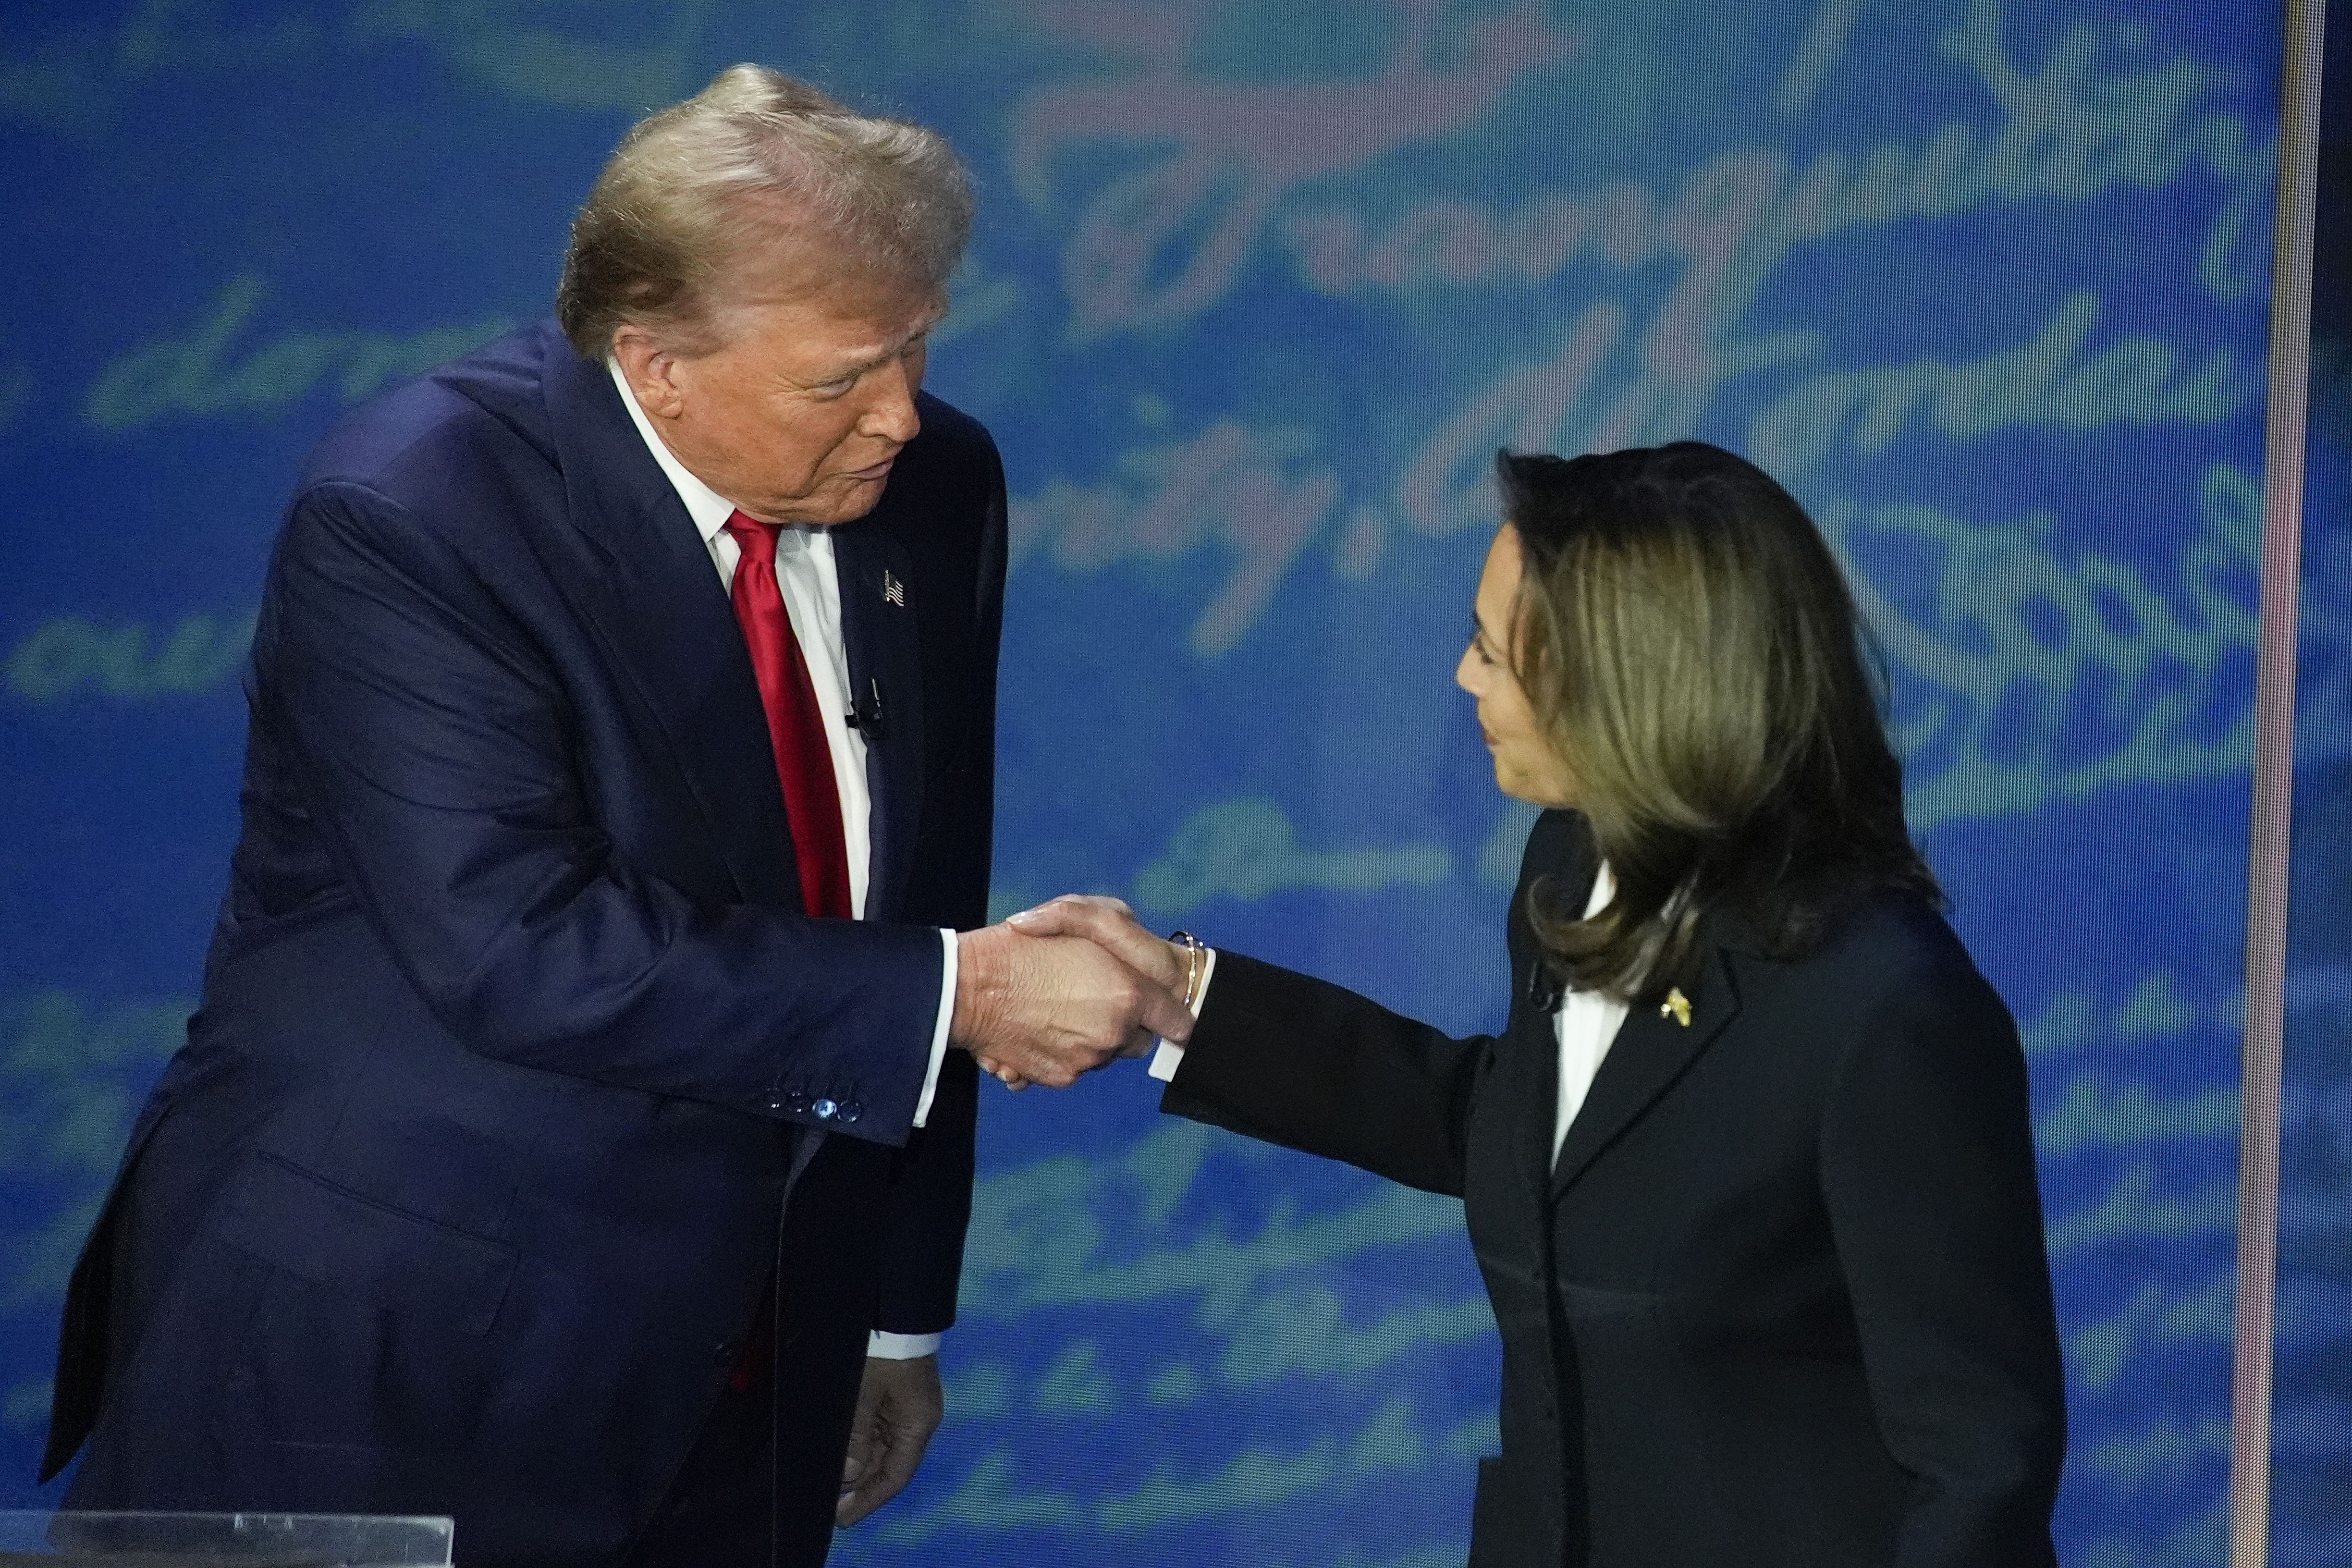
xmin=1146 ymin=946 xmax=1216 ymax=1082
xmin=912 ymin=929 xmax=956 ymax=1128
xmin=867 ymin=1330 xmax=942 ymax=1360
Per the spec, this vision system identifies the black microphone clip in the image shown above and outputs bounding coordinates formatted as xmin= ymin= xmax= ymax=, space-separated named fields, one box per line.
xmin=845 ymin=677 xmax=885 ymax=738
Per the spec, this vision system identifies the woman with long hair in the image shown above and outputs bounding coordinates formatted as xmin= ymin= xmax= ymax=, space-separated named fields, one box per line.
xmin=1013 ymin=441 xmax=2066 ymax=1568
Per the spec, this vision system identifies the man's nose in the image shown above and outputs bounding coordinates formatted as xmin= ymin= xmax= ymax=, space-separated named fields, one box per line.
xmin=858 ymin=359 xmax=922 ymax=445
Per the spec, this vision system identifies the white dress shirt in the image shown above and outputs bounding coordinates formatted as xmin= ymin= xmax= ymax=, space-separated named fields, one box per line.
xmin=1150 ymin=864 xmax=1627 ymax=1172
xmin=1551 ymin=864 xmax=1628 ymax=1161
xmin=610 ymin=360 xmax=951 ymax=1359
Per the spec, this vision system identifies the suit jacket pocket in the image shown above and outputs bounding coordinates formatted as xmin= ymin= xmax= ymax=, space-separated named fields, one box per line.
xmin=215 ymin=1152 xmax=516 ymax=1335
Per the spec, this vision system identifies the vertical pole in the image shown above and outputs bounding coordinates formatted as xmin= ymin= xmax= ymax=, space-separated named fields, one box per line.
xmin=2232 ymin=2 xmax=2327 ymax=1565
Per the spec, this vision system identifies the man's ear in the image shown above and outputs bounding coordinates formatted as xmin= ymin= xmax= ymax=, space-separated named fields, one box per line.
xmin=611 ymin=326 xmax=685 ymax=419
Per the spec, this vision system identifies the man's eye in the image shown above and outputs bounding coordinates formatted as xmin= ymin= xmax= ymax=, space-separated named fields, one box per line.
xmin=811 ymin=377 xmax=858 ymax=398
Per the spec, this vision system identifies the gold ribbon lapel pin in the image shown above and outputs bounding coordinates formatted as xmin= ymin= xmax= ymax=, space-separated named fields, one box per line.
xmin=1660 ymin=987 xmax=1691 ymax=1028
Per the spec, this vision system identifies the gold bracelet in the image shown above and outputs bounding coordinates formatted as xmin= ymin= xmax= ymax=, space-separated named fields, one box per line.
xmin=1169 ymin=929 xmax=1205 ymax=1010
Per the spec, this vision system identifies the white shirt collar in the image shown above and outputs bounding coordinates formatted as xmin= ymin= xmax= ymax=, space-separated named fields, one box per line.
xmin=1584 ymin=861 xmax=1615 ymax=918
xmin=606 ymin=357 xmax=742 ymax=550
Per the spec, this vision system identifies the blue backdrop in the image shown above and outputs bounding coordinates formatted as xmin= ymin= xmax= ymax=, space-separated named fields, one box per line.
xmin=0 ymin=3 xmax=2303 ymax=1564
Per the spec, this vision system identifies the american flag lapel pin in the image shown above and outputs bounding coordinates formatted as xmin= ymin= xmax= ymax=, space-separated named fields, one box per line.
xmin=882 ymin=569 xmax=905 ymax=607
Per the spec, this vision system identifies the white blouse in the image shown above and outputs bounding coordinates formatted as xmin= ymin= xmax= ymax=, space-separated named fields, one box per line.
xmin=1552 ymin=863 xmax=1629 ymax=1163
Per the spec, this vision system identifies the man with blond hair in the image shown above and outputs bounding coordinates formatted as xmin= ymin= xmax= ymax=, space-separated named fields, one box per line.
xmin=44 ymin=65 xmax=1185 ymax=1568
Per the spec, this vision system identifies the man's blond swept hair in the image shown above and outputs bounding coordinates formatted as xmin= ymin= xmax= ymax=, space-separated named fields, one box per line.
xmin=555 ymin=64 xmax=973 ymax=359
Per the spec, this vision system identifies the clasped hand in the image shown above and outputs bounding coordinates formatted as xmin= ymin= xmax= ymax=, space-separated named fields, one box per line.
xmin=949 ymin=896 xmax=1191 ymax=1090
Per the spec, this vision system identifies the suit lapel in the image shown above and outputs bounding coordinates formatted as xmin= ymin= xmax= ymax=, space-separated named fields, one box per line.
xmin=1508 ymin=849 xmax=1598 ymax=1212
xmin=1508 ymin=1002 xmax=1568 ymax=1215
xmin=536 ymin=341 xmax=801 ymax=908
xmin=831 ymin=523 xmax=925 ymax=924
xmin=1550 ymin=944 xmax=1743 ymax=1198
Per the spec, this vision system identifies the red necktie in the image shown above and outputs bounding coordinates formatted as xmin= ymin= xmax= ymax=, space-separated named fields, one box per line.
xmin=722 ymin=511 xmax=853 ymax=919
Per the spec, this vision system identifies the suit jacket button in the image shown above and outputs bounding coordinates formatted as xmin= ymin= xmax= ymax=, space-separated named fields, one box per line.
xmin=837 ymin=1100 xmax=863 ymax=1124
xmin=783 ymin=1090 xmax=811 ymax=1115
xmin=813 ymin=1098 xmax=838 ymax=1120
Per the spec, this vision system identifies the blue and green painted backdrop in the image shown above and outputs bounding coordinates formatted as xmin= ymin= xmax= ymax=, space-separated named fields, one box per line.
xmin=0 ymin=2 xmax=2313 ymax=1564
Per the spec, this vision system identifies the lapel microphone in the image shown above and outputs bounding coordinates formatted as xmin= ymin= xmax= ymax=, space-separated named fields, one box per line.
xmin=844 ymin=678 xmax=885 ymax=738
xmin=1526 ymin=963 xmax=1564 ymax=1013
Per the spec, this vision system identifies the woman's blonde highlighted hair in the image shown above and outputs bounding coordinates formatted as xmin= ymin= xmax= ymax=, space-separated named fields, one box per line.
xmin=1498 ymin=442 xmax=1939 ymax=1002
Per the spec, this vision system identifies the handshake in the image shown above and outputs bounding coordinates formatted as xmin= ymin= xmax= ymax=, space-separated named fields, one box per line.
xmin=948 ymin=895 xmax=1194 ymax=1090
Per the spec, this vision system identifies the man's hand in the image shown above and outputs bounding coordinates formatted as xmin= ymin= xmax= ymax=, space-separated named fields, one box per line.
xmin=1007 ymin=895 xmax=1187 ymax=992
xmin=836 ymin=1354 xmax=943 ymax=1526
xmin=952 ymin=918 xmax=1191 ymax=1089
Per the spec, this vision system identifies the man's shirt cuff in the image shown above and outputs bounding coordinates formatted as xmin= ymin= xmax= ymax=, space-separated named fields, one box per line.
xmin=1146 ymin=946 xmax=1216 ymax=1082
xmin=867 ymin=1330 xmax=943 ymax=1360
xmin=912 ymin=928 xmax=956 ymax=1127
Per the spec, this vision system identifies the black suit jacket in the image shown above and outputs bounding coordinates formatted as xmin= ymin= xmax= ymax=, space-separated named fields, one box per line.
xmin=46 ymin=322 xmax=1004 ymax=1568
xmin=1164 ymin=810 xmax=2065 ymax=1568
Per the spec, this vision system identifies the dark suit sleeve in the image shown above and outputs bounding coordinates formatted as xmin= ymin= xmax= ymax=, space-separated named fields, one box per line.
xmin=1157 ymin=810 xmax=1586 ymax=1197
xmin=1819 ymin=958 xmax=2068 ymax=1567
xmin=870 ymin=424 xmax=1006 ymax=1335
xmin=1158 ymin=951 xmax=1494 ymax=1198
xmin=256 ymin=479 xmax=942 ymax=1142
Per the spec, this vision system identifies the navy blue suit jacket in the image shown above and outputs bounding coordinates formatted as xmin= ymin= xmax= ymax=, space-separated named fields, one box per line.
xmin=43 ymin=321 xmax=1004 ymax=1566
